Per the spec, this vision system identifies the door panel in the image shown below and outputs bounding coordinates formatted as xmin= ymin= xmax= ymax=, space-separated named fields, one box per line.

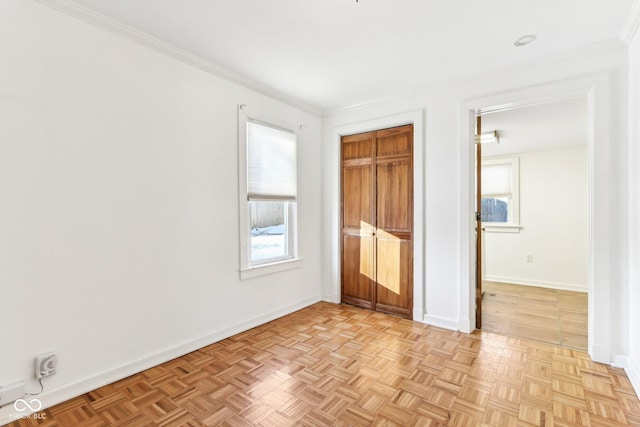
xmin=342 ymin=165 xmax=372 ymax=228
xmin=376 ymin=160 xmax=412 ymax=232
xmin=342 ymin=234 xmax=373 ymax=307
xmin=342 ymin=131 xmax=374 ymax=160
xmin=375 ymin=231 xmax=412 ymax=317
xmin=375 ymin=133 xmax=413 ymax=317
xmin=376 ymin=125 xmax=413 ymax=157
xmin=341 ymin=132 xmax=375 ymax=310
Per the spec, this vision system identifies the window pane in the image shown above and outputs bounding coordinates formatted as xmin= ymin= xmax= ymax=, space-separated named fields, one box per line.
xmin=250 ymin=201 xmax=288 ymax=261
xmin=481 ymin=197 xmax=509 ymax=223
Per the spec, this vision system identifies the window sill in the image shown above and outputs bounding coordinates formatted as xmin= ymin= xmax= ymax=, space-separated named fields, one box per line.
xmin=240 ymin=258 xmax=304 ymax=280
xmin=483 ymin=224 xmax=522 ymax=233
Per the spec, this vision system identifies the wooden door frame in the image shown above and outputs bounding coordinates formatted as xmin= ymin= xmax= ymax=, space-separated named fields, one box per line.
xmin=330 ymin=110 xmax=425 ymax=322
xmin=459 ymin=74 xmax=612 ymax=365
xmin=475 ymin=115 xmax=482 ymax=329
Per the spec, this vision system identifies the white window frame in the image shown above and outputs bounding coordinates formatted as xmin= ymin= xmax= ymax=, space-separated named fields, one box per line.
xmin=238 ymin=105 xmax=302 ymax=279
xmin=481 ymin=156 xmax=521 ymax=233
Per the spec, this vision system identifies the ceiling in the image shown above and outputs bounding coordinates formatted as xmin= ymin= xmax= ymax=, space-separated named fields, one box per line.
xmin=481 ymin=97 xmax=588 ymax=157
xmin=65 ymin=0 xmax=635 ymax=113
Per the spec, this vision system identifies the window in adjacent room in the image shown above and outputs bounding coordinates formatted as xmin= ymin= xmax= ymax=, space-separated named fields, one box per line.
xmin=481 ymin=157 xmax=520 ymax=232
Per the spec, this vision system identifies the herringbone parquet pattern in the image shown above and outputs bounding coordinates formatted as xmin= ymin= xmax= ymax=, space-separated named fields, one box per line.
xmin=8 ymin=302 xmax=640 ymax=426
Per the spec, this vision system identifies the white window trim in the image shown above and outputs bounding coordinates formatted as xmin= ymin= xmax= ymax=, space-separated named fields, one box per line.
xmin=238 ymin=105 xmax=303 ymax=279
xmin=481 ymin=156 xmax=520 ymax=233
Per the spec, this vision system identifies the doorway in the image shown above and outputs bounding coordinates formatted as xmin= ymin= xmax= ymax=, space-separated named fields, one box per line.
xmin=341 ymin=124 xmax=414 ymax=319
xmin=475 ymin=97 xmax=589 ymax=351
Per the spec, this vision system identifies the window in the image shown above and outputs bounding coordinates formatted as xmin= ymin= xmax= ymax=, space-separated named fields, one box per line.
xmin=481 ymin=157 xmax=520 ymax=232
xmin=481 ymin=196 xmax=509 ymax=223
xmin=249 ymin=201 xmax=291 ymax=263
xmin=238 ymin=106 xmax=302 ymax=278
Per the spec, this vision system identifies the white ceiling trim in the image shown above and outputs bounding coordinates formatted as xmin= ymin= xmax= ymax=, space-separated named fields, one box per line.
xmin=322 ymin=94 xmax=398 ymax=118
xmin=477 ymin=90 xmax=589 ymax=116
xmin=621 ymin=0 xmax=640 ymax=43
xmin=34 ymin=0 xmax=322 ymax=117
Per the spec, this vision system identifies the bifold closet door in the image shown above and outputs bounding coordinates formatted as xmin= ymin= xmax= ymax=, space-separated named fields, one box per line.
xmin=341 ymin=125 xmax=413 ymax=318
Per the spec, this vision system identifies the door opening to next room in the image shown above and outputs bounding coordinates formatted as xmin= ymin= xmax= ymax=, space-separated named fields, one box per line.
xmin=476 ymin=97 xmax=589 ymax=351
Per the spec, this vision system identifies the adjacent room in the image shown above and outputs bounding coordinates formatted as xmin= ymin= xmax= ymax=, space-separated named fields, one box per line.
xmin=1 ymin=0 xmax=640 ymax=425
xmin=478 ymin=98 xmax=589 ymax=351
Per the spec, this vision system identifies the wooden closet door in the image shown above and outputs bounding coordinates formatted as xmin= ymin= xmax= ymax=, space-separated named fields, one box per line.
xmin=341 ymin=132 xmax=375 ymax=309
xmin=341 ymin=125 xmax=413 ymax=318
xmin=375 ymin=126 xmax=413 ymax=318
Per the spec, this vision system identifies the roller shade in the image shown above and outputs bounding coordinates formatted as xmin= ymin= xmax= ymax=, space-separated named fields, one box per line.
xmin=482 ymin=163 xmax=511 ymax=196
xmin=247 ymin=120 xmax=297 ymax=201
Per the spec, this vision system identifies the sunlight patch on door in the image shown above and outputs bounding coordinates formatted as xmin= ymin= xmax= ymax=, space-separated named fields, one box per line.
xmin=376 ymin=229 xmax=401 ymax=295
xmin=359 ymin=221 xmax=374 ymax=282
xmin=358 ymin=221 xmax=401 ymax=296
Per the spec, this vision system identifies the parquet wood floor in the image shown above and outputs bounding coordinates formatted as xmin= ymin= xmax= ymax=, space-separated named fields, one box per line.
xmin=8 ymin=302 xmax=638 ymax=426
xmin=482 ymin=282 xmax=588 ymax=352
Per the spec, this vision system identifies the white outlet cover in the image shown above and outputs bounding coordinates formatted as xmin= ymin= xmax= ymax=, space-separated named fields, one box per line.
xmin=35 ymin=352 xmax=57 ymax=379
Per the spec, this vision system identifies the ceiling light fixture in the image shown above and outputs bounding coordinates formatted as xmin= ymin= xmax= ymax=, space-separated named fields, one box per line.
xmin=476 ymin=130 xmax=500 ymax=144
xmin=514 ymin=34 xmax=536 ymax=47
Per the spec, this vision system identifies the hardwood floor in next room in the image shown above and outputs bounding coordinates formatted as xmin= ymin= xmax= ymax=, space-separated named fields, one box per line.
xmin=482 ymin=281 xmax=588 ymax=352
xmin=7 ymin=302 xmax=638 ymax=426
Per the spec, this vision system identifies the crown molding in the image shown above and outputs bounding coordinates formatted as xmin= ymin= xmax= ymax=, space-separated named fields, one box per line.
xmin=322 ymin=95 xmax=397 ymax=118
xmin=34 ymin=0 xmax=322 ymax=117
xmin=621 ymin=0 xmax=640 ymax=44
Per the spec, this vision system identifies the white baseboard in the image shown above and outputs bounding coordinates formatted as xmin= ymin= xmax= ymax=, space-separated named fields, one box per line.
xmin=611 ymin=354 xmax=627 ymax=369
xmin=610 ymin=354 xmax=640 ymax=399
xmin=457 ymin=317 xmax=473 ymax=334
xmin=322 ymin=292 xmax=340 ymax=304
xmin=485 ymin=275 xmax=587 ymax=293
xmin=624 ymin=356 xmax=640 ymax=399
xmin=590 ymin=344 xmax=611 ymax=365
xmin=0 ymin=296 xmax=320 ymax=426
xmin=422 ymin=314 xmax=459 ymax=331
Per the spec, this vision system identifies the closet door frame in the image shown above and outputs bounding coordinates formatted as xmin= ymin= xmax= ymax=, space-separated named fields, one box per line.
xmin=331 ymin=110 xmax=425 ymax=322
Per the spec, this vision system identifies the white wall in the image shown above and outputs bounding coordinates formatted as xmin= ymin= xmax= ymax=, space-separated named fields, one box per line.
xmin=484 ymin=148 xmax=588 ymax=292
xmin=322 ymin=46 xmax=629 ymax=362
xmin=627 ymin=16 xmax=640 ymax=396
xmin=0 ymin=1 xmax=322 ymax=421
xmin=1 ymin=2 xmax=637 ymax=420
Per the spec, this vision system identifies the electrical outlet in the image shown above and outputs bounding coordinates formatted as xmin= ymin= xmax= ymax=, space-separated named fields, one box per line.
xmin=35 ymin=352 xmax=57 ymax=379
xmin=0 ymin=381 xmax=25 ymax=406
xmin=525 ymin=253 xmax=533 ymax=262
